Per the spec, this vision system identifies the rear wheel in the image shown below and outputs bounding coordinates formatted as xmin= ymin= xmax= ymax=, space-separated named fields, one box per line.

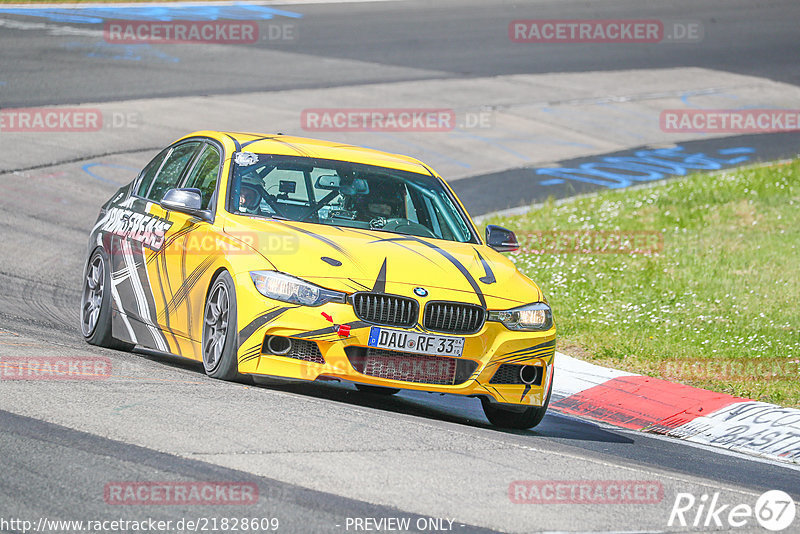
xmin=80 ymin=249 xmax=134 ymax=351
xmin=355 ymin=384 xmax=401 ymax=396
xmin=481 ymin=370 xmax=553 ymax=429
xmin=202 ymin=272 xmax=241 ymax=381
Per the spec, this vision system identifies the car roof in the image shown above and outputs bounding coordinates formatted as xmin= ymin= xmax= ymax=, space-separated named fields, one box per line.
xmin=179 ymin=130 xmax=435 ymax=176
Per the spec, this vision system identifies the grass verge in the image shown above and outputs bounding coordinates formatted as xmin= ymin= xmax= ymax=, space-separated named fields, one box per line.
xmin=484 ymin=159 xmax=800 ymax=407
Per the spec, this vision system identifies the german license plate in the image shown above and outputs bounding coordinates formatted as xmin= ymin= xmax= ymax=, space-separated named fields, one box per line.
xmin=367 ymin=327 xmax=464 ymax=357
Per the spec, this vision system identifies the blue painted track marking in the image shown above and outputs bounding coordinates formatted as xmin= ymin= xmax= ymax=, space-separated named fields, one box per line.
xmin=536 ymin=145 xmax=756 ymax=189
xmin=0 ymin=4 xmax=303 ymax=23
xmin=83 ymin=162 xmax=139 ymax=186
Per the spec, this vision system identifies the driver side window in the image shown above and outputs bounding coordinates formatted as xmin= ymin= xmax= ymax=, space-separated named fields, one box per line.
xmin=145 ymin=142 xmax=201 ymax=202
xmin=183 ymin=144 xmax=221 ymax=210
xmin=135 ymin=148 xmax=169 ymax=198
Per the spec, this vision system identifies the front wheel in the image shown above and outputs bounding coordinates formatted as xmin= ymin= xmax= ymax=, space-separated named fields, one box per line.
xmin=202 ymin=272 xmax=241 ymax=381
xmin=80 ymin=249 xmax=134 ymax=351
xmin=481 ymin=369 xmax=553 ymax=429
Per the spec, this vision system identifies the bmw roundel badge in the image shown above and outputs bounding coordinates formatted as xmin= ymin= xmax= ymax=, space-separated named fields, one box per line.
xmin=413 ymin=287 xmax=428 ymax=297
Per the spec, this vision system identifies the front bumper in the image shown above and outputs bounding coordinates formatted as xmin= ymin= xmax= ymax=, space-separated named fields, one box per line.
xmin=235 ymin=276 xmax=556 ymax=407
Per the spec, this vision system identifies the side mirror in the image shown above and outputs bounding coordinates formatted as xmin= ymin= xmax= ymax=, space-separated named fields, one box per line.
xmin=160 ymin=188 xmax=212 ymax=222
xmin=486 ymin=225 xmax=519 ymax=252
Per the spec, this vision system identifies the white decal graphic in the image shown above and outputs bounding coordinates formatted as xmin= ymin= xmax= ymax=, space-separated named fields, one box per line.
xmin=100 ymin=207 xmax=173 ymax=251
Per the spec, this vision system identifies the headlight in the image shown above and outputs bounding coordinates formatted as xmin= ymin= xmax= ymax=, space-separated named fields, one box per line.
xmin=488 ymin=303 xmax=553 ymax=331
xmin=250 ymin=271 xmax=346 ymax=307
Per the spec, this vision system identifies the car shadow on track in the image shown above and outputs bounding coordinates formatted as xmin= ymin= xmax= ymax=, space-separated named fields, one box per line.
xmin=261 ymin=379 xmax=632 ymax=444
xmin=134 ymin=347 xmax=631 ymax=444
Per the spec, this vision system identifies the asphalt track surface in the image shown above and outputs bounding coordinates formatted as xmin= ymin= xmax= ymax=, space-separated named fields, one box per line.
xmin=1 ymin=1 xmax=799 ymax=533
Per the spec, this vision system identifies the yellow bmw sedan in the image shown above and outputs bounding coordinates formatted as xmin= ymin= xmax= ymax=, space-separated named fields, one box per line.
xmin=81 ymin=131 xmax=555 ymax=428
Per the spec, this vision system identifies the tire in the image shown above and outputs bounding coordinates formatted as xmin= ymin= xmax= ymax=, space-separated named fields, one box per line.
xmin=355 ymin=384 xmax=401 ymax=396
xmin=80 ymin=249 xmax=135 ymax=351
xmin=481 ymin=369 xmax=554 ymax=430
xmin=202 ymin=271 xmax=241 ymax=381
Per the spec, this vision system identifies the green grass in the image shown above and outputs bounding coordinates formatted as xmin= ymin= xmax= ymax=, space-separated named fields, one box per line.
xmin=485 ymin=160 xmax=800 ymax=407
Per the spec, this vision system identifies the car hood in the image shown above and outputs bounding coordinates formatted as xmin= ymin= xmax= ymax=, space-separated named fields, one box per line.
xmin=224 ymin=217 xmax=542 ymax=308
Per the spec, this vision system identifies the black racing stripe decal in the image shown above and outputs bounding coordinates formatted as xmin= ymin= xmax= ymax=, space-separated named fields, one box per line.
xmin=478 ymin=380 xmax=509 ymax=403
xmin=497 ymin=354 xmax=553 ymax=366
xmin=181 ymin=233 xmax=193 ymax=335
xmin=496 ymin=351 xmax=555 ymax=365
xmin=266 ymin=137 xmax=314 ymax=157
xmin=152 ymin=249 xmax=180 ymax=351
xmin=238 ymin=344 xmax=262 ymax=364
xmin=473 ymin=248 xmax=496 ymax=285
xmin=237 ymin=306 xmax=292 ymax=349
xmin=345 ymin=228 xmax=442 ymax=266
xmin=160 ymin=254 xmax=216 ymax=321
xmin=371 ymin=258 xmax=387 ymax=293
xmin=129 ymin=242 xmax=170 ymax=353
xmin=145 ymin=225 xmax=197 ymax=267
xmin=342 ymin=282 xmax=366 ymax=293
xmin=133 ymin=247 xmax=166 ymax=343
xmin=521 ymin=384 xmax=532 ymax=402
xmin=225 ymin=134 xmax=242 ymax=152
xmin=272 ymin=221 xmax=357 ymax=263
xmin=241 ymin=136 xmax=280 ymax=148
xmin=125 ymin=316 xmax=155 ymax=348
xmin=292 ymin=320 xmax=370 ymax=339
xmin=496 ymin=339 xmax=556 ymax=359
xmin=132 ymin=244 xmax=159 ymax=319
xmin=494 ymin=344 xmax=556 ymax=365
xmin=348 ymin=278 xmax=370 ymax=290
xmin=153 ymin=257 xmax=171 ymax=330
xmin=372 ymin=236 xmax=486 ymax=308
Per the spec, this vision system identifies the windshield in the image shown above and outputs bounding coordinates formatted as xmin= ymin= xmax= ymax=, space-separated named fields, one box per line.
xmin=228 ymin=153 xmax=475 ymax=243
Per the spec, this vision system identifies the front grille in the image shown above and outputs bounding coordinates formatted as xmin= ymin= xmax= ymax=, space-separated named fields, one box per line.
xmin=423 ymin=301 xmax=486 ymax=334
xmin=345 ymin=347 xmax=478 ymax=386
xmin=262 ymin=337 xmax=325 ymax=364
xmin=351 ymin=293 xmax=418 ymax=327
xmin=489 ymin=363 xmax=543 ymax=385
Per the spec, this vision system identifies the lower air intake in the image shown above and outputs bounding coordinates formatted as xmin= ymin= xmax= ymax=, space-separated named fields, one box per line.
xmin=262 ymin=337 xmax=325 ymax=364
xmin=489 ymin=363 xmax=543 ymax=385
xmin=346 ymin=347 xmax=478 ymax=386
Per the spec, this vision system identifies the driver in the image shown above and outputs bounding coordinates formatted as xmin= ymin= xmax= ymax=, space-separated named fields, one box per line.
xmin=355 ymin=179 xmax=405 ymax=221
xmin=239 ymin=186 xmax=260 ymax=213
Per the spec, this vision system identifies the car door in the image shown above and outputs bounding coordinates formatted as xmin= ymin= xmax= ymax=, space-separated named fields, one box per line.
xmin=107 ymin=140 xmax=203 ymax=353
xmin=146 ymin=141 xmax=224 ymax=354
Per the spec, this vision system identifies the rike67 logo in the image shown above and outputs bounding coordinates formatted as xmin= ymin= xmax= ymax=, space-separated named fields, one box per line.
xmin=669 ymin=490 xmax=796 ymax=531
